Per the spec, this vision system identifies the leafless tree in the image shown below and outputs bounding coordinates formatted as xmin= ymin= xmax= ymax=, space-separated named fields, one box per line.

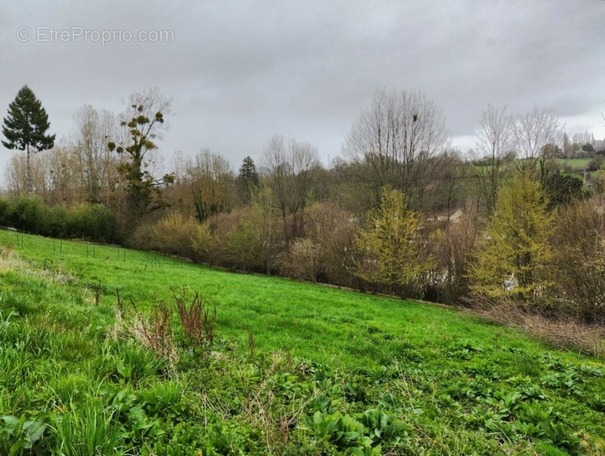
xmin=515 ymin=107 xmax=562 ymax=179
xmin=344 ymin=89 xmax=449 ymax=209
xmin=72 ymin=105 xmax=122 ymax=204
xmin=262 ymin=135 xmax=321 ymax=242
xmin=185 ymin=149 xmax=234 ymax=221
xmin=5 ymin=142 xmax=76 ymax=203
xmin=473 ymin=105 xmax=516 ymax=213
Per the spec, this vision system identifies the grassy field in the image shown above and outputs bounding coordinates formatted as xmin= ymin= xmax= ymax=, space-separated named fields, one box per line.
xmin=555 ymin=159 xmax=592 ymax=171
xmin=0 ymin=230 xmax=604 ymax=455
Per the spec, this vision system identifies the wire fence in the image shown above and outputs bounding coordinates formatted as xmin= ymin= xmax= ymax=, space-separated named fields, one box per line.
xmin=1 ymin=230 xmax=187 ymax=272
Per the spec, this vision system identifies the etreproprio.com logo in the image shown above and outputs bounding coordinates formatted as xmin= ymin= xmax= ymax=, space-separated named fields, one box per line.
xmin=16 ymin=26 xmax=175 ymax=45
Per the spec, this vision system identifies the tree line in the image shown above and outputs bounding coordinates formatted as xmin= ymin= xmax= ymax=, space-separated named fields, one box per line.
xmin=2 ymin=85 xmax=604 ymax=324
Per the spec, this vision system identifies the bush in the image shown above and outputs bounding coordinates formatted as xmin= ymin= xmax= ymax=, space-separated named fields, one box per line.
xmin=208 ymin=206 xmax=281 ymax=273
xmin=279 ymin=238 xmax=321 ymax=281
xmin=0 ymin=197 xmax=118 ymax=244
xmin=304 ymin=202 xmax=359 ymax=286
xmin=548 ymin=200 xmax=605 ymax=323
xmin=279 ymin=203 xmax=359 ymax=285
xmin=0 ymin=197 xmax=14 ymax=227
xmin=143 ymin=212 xmax=200 ymax=258
xmin=45 ymin=205 xmax=69 ymax=238
xmin=424 ymin=208 xmax=479 ymax=304
xmin=68 ymin=204 xmax=118 ymax=243
xmin=11 ymin=196 xmax=47 ymax=234
xmin=191 ymin=223 xmax=213 ymax=263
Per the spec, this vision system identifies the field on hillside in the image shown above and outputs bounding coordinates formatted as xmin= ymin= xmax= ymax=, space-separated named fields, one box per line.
xmin=0 ymin=230 xmax=604 ymax=455
xmin=555 ymin=159 xmax=592 ymax=171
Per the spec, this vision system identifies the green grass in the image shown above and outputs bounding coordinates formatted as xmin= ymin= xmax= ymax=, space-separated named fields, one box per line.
xmin=555 ymin=158 xmax=592 ymax=171
xmin=0 ymin=229 xmax=604 ymax=455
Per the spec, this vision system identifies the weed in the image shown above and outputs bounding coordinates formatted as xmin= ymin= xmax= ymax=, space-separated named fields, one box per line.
xmin=131 ymin=302 xmax=177 ymax=365
xmin=173 ymin=288 xmax=216 ymax=355
xmin=0 ymin=413 xmax=48 ymax=456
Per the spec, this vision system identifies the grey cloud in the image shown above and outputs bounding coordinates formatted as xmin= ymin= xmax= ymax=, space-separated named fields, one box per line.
xmin=1 ymin=0 xmax=604 ymax=177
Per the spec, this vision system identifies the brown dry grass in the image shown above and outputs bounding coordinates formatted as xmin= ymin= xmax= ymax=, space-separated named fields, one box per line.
xmin=471 ymin=299 xmax=605 ymax=357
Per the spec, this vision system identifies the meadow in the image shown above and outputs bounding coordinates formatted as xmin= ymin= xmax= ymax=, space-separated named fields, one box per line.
xmin=0 ymin=229 xmax=604 ymax=455
xmin=554 ymin=159 xmax=592 ymax=171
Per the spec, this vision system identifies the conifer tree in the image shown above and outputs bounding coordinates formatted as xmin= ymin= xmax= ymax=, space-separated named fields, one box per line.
xmin=2 ymin=85 xmax=55 ymax=193
xmin=470 ymin=171 xmax=551 ymax=299
xmin=237 ymin=156 xmax=259 ymax=204
xmin=354 ymin=187 xmax=433 ymax=293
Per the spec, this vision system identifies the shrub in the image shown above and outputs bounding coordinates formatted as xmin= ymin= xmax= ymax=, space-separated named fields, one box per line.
xmin=11 ymin=196 xmax=47 ymax=234
xmin=425 ymin=207 xmax=479 ymax=304
xmin=208 ymin=206 xmax=281 ymax=273
xmin=44 ymin=205 xmax=69 ymax=238
xmin=303 ymin=202 xmax=359 ymax=286
xmin=0 ymin=197 xmax=14 ymax=227
xmin=190 ymin=223 xmax=213 ymax=263
xmin=138 ymin=212 xmax=200 ymax=258
xmin=548 ymin=199 xmax=605 ymax=323
xmin=128 ymin=221 xmax=157 ymax=251
xmin=280 ymin=238 xmax=321 ymax=281
xmin=0 ymin=197 xmax=118 ymax=244
xmin=68 ymin=204 xmax=118 ymax=243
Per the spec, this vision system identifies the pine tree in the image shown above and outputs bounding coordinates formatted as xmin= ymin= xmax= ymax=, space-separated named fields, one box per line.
xmin=237 ymin=156 xmax=259 ymax=204
xmin=2 ymin=85 xmax=55 ymax=193
xmin=354 ymin=187 xmax=433 ymax=294
xmin=470 ymin=171 xmax=551 ymax=299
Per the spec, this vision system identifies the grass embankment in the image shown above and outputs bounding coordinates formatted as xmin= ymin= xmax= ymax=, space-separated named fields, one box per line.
xmin=0 ymin=230 xmax=604 ymax=455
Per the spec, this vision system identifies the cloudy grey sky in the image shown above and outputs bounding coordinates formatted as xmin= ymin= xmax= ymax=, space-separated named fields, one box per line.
xmin=1 ymin=0 xmax=604 ymax=179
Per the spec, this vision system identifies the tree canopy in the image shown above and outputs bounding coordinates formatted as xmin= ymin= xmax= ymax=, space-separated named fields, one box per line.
xmin=2 ymin=85 xmax=55 ymax=193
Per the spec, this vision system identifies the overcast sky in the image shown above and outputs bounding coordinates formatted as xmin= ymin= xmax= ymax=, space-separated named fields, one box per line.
xmin=1 ymin=0 xmax=604 ymax=180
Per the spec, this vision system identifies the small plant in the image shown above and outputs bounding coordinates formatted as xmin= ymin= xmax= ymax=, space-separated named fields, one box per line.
xmin=131 ymin=302 xmax=177 ymax=365
xmin=173 ymin=288 xmax=216 ymax=355
xmin=0 ymin=414 xmax=48 ymax=456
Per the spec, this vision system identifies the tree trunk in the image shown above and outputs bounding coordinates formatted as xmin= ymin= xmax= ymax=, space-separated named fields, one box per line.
xmin=26 ymin=143 xmax=32 ymax=194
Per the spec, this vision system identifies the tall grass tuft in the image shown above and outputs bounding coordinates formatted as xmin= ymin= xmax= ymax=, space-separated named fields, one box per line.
xmin=53 ymin=399 xmax=127 ymax=456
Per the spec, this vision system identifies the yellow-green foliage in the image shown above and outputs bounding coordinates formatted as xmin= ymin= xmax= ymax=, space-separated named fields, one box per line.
xmin=354 ymin=187 xmax=433 ymax=291
xmin=470 ymin=171 xmax=551 ymax=299
xmin=191 ymin=223 xmax=213 ymax=261
xmin=150 ymin=212 xmax=200 ymax=257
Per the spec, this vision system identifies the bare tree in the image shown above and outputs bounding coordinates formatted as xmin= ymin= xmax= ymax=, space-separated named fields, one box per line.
xmin=262 ymin=135 xmax=321 ymax=242
xmin=473 ymin=105 xmax=516 ymax=213
xmin=107 ymin=88 xmax=173 ymax=216
xmin=5 ymin=142 xmax=77 ymax=204
xmin=344 ymin=89 xmax=449 ymax=209
xmin=515 ymin=107 xmax=562 ymax=179
xmin=186 ymin=150 xmax=235 ymax=221
xmin=72 ymin=105 xmax=122 ymax=204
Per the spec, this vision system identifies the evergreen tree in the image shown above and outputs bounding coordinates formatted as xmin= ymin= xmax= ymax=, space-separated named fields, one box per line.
xmin=237 ymin=156 xmax=259 ymax=204
xmin=354 ymin=187 xmax=433 ymax=294
xmin=470 ymin=171 xmax=551 ymax=299
xmin=2 ymin=85 xmax=55 ymax=193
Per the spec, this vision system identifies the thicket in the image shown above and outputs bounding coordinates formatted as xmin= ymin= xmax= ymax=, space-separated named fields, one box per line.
xmin=0 ymin=196 xmax=119 ymax=243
